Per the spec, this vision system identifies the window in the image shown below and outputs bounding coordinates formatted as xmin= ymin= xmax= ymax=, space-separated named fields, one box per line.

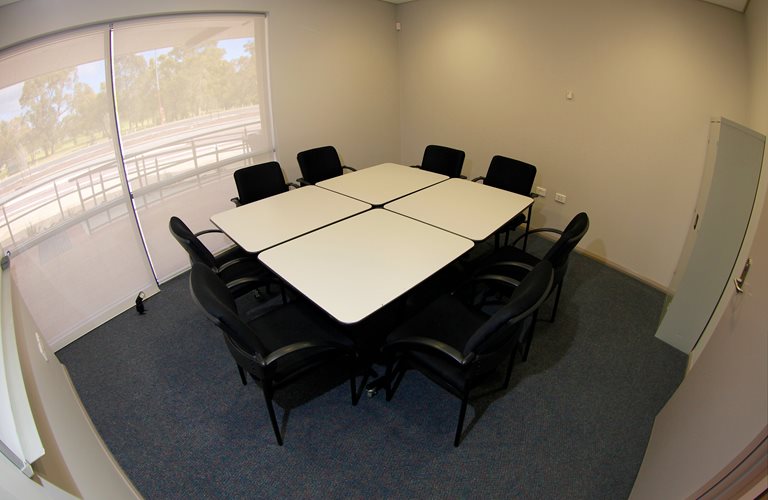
xmin=0 ymin=14 xmax=274 ymax=348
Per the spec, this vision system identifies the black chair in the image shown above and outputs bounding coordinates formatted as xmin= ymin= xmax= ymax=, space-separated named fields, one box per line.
xmin=382 ymin=261 xmax=553 ymax=447
xmin=478 ymin=212 xmax=589 ymax=324
xmin=231 ymin=161 xmax=298 ymax=207
xmin=414 ymin=144 xmax=466 ymax=178
xmin=473 ymin=155 xmax=537 ymax=250
xmin=188 ymin=263 xmax=360 ymax=445
xmin=169 ymin=216 xmax=276 ymax=300
xmin=296 ymin=145 xmax=356 ymax=185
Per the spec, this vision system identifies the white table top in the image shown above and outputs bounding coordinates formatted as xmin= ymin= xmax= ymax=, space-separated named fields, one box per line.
xmin=259 ymin=209 xmax=474 ymax=324
xmin=210 ymin=186 xmax=371 ymax=253
xmin=384 ymin=178 xmax=534 ymax=241
xmin=316 ymin=162 xmax=448 ymax=206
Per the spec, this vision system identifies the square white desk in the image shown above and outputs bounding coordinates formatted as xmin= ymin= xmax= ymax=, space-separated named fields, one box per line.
xmin=316 ymin=162 xmax=447 ymax=206
xmin=258 ymin=209 xmax=474 ymax=324
xmin=210 ymin=186 xmax=370 ymax=253
xmin=384 ymin=178 xmax=533 ymax=242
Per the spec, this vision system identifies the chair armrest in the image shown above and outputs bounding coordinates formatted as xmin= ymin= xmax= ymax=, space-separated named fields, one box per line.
xmin=471 ymin=176 xmax=485 ymax=183
xmin=469 ymin=273 xmax=523 ymax=289
xmin=342 ymin=166 xmax=357 ymax=173
xmin=384 ymin=336 xmax=474 ymax=365
xmin=216 ymin=255 xmax=261 ymax=273
xmin=459 ymin=174 xmax=467 ymax=179
xmin=529 ymin=192 xmax=540 ymax=199
xmin=286 ymin=182 xmax=299 ymax=189
xmin=231 ymin=197 xmax=242 ymax=207
xmin=510 ymin=227 xmax=563 ymax=247
xmin=195 ymin=228 xmax=224 ymax=237
xmin=296 ymin=177 xmax=311 ymax=186
xmin=224 ymin=275 xmax=272 ymax=292
xmin=476 ymin=261 xmax=535 ymax=280
xmin=264 ymin=340 xmax=352 ymax=366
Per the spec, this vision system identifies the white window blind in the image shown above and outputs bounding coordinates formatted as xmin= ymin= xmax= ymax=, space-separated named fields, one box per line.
xmin=112 ymin=14 xmax=274 ymax=282
xmin=0 ymin=13 xmax=274 ymax=348
xmin=0 ymin=27 xmax=158 ymax=349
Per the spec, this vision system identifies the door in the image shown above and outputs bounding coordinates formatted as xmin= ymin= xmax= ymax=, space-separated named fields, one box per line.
xmin=630 ymin=191 xmax=768 ymax=498
xmin=656 ymin=118 xmax=764 ymax=353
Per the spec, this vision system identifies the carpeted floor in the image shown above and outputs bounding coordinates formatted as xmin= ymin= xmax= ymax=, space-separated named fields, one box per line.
xmin=57 ymin=238 xmax=686 ymax=499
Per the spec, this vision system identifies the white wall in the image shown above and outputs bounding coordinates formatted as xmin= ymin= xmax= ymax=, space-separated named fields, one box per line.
xmin=0 ymin=0 xmax=401 ymax=184
xmin=396 ymin=0 xmax=749 ymax=288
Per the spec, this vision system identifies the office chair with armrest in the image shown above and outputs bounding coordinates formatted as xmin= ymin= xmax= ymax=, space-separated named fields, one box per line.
xmin=413 ymin=144 xmax=466 ymax=178
xmin=169 ymin=216 xmax=277 ymax=300
xmin=296 ymin=145 xmax=356 ymax=185
xmin=382 ymin=261 xmax=553 ymax=447
xmin=475 ymin=212 xmax=589 ymax=329
xmin=188 ymin=263 xmax=360 ymax=445
xmin=230 ymin=161 xmax=298 ymax=207
xmin=473 ymin=155 xmax=538 ymax=250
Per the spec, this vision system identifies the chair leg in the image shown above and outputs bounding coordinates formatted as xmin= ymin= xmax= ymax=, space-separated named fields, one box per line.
xmin=237 ymin=365 xmax=247 ymax=385
xmin=262 ymin=384 xmax=283 ymax=446
xmin=352 ymin=363 xmax=371 ymax=405
xmin=454 ymin=395 xmax=469 ymax=447
xmin=548 ymin=282 xmax=563 ymax=322
xmin=521 ymin=314 xmax=539 ymax=362
xmin=522 ymin=206 xmax=532 ymax=251
xmin=350 ymin=371 xmax=358 ymax=406
xmin=385 ymin=360 xmax=406 ymax=402
xmin=503 ymin=349 xmax=517 ymax=389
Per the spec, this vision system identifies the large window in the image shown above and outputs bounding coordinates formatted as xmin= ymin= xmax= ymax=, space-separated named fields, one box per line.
xmin=0 ymin=14 xmax=274 ymax=349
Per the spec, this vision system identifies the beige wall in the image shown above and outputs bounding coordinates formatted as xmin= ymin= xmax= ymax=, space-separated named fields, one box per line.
xmin=11 ymin=276 xmax=140 ymax=499
xmin=396 ymin=0 xmax=749 ymax=288
xmin=0 ymin=0 xmax=401 ymax=184
xmin=747 ymin=0 xmax=768 ymax=134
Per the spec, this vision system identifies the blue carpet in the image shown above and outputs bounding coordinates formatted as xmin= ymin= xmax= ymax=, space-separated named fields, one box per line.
xmin=57 ymin=238 xmax=686 ymax=499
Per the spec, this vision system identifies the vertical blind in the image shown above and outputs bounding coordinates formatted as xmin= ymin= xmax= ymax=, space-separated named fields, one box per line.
xmin=0 ymin=14 xmax=274 ymax=349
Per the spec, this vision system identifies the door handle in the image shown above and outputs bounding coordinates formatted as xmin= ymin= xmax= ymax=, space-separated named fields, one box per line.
xmin=734 ymin=258 xmax=752 ymax=293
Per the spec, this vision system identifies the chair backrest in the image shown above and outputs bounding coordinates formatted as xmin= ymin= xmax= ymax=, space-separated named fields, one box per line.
xmin=420 ymin=144 xmax=465 ymax=178
xmin=169 ymin=216 xmax=217 ymax=268
xmin=464 ymin=261 xmax=553 ymax=357
xmin=297 ymin=146 xmax=344 ymax=184
xmin=189 ymin=263 xmax=267 ymax=365
xmin=233 ymin=161 xmax=289 ymax=205
xmin=483 ymin=155 xmax=536 ymax=196
xmin=543 ymin=212 xmax=590 ymax=281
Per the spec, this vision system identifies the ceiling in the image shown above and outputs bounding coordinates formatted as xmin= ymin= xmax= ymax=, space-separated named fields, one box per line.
xmin=379 ymin=0 xmax=750 ymax=13
xmin=699 ymin=0 xmax=749 ymax=12
xmin=0 ymin=0 xmax=751 ymax=12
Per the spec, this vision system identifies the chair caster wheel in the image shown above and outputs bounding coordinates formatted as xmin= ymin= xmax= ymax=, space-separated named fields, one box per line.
xmin=366 ymin=388 xmax=378 ymax=398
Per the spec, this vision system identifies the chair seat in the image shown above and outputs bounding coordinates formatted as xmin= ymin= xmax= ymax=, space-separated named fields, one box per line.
xmin=382 ymin=261 xmax=553 ymax=446
xmin=387 ymin=295 xmax=489 ymax=392
xmin=248 ymin=299 xmax=354 ymax=384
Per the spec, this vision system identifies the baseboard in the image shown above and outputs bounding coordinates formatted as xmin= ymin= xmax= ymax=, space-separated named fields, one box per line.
xmin=574 ymin=246 xmax=670 ymax=294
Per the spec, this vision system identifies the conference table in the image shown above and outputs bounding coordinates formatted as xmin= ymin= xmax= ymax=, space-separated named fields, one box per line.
xmin=210 ymin=185 xmax=370 ymax=253
xmin=385 ymin=178 xmax=533 ymax=242
xmin=211 ymin=163 xmax=534 ymax=324
xmin=259 ymin=208 xmax=473 ymax=324
xmin=316 ymin=162 xmax=447 ymax=206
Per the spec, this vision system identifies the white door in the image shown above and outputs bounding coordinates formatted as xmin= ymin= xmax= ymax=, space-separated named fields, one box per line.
xmin=630 ymin=192 xmax=768 ymax=498
xmin=656 ymin=118 xmax=765 ymax=353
